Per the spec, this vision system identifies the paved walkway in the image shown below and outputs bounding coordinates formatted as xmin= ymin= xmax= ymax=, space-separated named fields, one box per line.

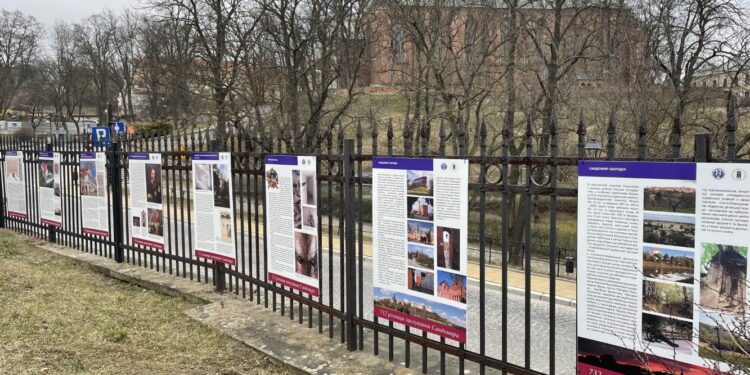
xmin=320 ymin=236 xmax=577 ymax=303
xmin=127 ymin=197 xmax=579 ymax=303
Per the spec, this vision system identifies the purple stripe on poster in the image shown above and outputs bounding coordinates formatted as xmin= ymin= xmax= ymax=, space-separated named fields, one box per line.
xmin=39 ymin=152 xmax=54 ymax=158
xmin=5 ymin=151 xmax=17 ymax=156
xmin=129 ymin=153 xmax=149 ymax=160
xmin=578 ymin=161 xmax=695 ymax=180
xmin=373 ymin=157 xmax=432 ymax=171
xmin=80 ymin=152 xmax=96 ymax=159
xmin=265 ymin=155 xmax=298 ymax=165
xmin=192 ymin=152 xmax=219 ymax=161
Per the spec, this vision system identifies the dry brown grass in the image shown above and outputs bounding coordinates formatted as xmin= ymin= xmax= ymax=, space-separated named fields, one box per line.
xmin=0 ymin=230 xmax=290 ymax=375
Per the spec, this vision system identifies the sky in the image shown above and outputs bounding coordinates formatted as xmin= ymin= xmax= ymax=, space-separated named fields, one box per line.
xmin=3 ymin=0 xmax=143 ymax=28
xmin=642 ymin=246 xmax=694 ymax=259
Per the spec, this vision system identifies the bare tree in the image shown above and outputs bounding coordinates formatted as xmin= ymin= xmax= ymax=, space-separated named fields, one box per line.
xmin=22 ymin=66 xmax=49 ymax=135
xmin=149 ymin=0 xmax=261 ymax=143
xmin=0 ymin=9 xmax=42 ymax=119
xmin=378 ymin=0 xmax=506 ymax=155
xmin=256 ymin=0 xmax=373 ymax=150
xmin=48 ymin=22 xmax=92 ymax=134
xmin=112 ymin=10 xmax=142 ymax=122
xmin=523 ymin=0 xmax=600 ymax=155
xmin=138 ymin=15 xmax=198 ymax=125
xmin=638 ymin=0 xmax=744 ymax=156
xmin=76 ymin=12 xmax=117 ymax=125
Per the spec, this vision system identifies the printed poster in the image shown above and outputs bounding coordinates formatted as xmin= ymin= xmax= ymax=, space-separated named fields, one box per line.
xmin=265 ymin=155 xmax=319 ymax=296
xmin=129 ymin=153 xmax=164 ymax=249
xmin=80 ymin=152 xmax=109 ymax=236
xmin=4 ymin=151 xmax=27 ymax=218
xmin=577 ymin=161 xmax=750 ymax=374
xmin=372 ymin=157 xmax=469 ymax=343
xmin=192 ymin=152 xmax=236 ymax=265
xmin=38 ymin=152 xmax=62 ymax=227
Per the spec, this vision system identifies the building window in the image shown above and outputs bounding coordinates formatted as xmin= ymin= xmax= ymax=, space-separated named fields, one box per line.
xmin=464 ymin=16 xmax=479 ymax=65
xmin=713 ymin=80 xmax=717 ymax=87
xmin=702 ymin=81 xmax=707 ymax=87
xmin=745 ymin=73 xmax=749 ymax=84
xmin=723 ymin=78 xmax=727 ymax=87
xmin=392 ymin=25 xmax=406 ymax=63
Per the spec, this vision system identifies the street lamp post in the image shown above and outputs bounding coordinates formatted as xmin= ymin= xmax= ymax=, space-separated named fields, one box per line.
xmin=584 ymin=138 xmax=603 ymax=159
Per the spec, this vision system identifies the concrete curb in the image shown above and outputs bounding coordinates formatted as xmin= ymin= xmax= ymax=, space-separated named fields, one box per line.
xmin=466 ymin=278 xmax=577 ymax=308
xmin=30 ymin=238 xmax=411 ymax=375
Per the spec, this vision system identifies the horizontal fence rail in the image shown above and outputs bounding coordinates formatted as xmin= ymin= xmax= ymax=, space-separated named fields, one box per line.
xmin=0 ymin=108 xmax=741 ymax=375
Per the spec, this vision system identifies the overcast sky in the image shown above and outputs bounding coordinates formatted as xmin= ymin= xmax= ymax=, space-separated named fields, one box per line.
xmin=3 ymin=0 xmax=144 ymax=28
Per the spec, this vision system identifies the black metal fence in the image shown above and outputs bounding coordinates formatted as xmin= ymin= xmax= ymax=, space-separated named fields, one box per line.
xmin=0 ymin=108 xmax=741 ymax=375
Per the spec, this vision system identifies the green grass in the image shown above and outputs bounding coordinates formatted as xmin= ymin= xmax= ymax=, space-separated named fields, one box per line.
xmin=699 ymin=346 xmax=750 ymax=367
xmin=0 ymin=230 xmax=289 ymax=375
xmin=643 ymin=202 xmax=695 ymax=214
xmin=406 ymin=187 xmax=432 ymax=196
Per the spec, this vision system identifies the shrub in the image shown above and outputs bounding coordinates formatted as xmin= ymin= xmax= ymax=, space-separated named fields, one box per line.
xmin=13 ymin=127 xmax=34 ymax=142
xmin=131 ymin=120 xmax=172 ymax=135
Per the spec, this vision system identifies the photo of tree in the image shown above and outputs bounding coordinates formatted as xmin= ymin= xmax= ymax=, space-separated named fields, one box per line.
xmin=407 ymin=244 xmax=434 ymax=269
xmin=641 ymin=313 xmax=694 ymax=355
xmin=643 ymin=212 xmax=695 ymax=248
xmin=643 ymin=246 xmax=695 ymax=284
xmin=644 ymin=187 xmax=696 ymax=214
xmin=698 ymin=311 xmax=750 ymax=367
xmin=212 ymin=163 xmax=231 ymax=208
xmin=700 ymin=243 xmax=747 ymax=315
xmin=642 ymin=280 xmax=693 ymax=319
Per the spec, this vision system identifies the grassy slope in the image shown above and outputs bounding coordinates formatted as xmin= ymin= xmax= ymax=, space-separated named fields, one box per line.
xmin=0 ymin=230 xmax=288 ymax=375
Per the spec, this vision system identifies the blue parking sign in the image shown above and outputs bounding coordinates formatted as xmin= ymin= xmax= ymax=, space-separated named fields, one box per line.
xmin=92 ymin=126 xmax=111 ymax=147
xmin=115 ymin=122 xmax=126 ymax=134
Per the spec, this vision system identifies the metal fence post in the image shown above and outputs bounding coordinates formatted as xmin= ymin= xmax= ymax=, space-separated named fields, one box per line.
xmin=343 ymin=139 xmax=357 ymax=351
xmin=209 ymin=138 xmax=226 ymax=292
xmin=0 ymin=151 xmax=5 ymax=229
xmin=110 ymin=142 xmax=125 ymax=263
xmin=695 ymin=133 xmax=711 ymax=163
xmin=46 ymin=143 xmax=56 ymax=243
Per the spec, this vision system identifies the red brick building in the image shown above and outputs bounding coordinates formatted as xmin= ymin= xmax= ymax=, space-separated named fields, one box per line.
xmin=355 ymin=3 xmax=643 ymax=92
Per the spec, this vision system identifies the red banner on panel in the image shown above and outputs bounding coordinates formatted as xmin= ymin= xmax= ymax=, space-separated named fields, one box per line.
xmin=269 ymin=272 xmax=319 ymax=296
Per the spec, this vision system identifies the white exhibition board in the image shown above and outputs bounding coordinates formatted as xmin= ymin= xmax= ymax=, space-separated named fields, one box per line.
xmin=4 ymin=151 xmax=27 ymax=219
xmin=38 ymin=151 xmax=62 ymax=227
xmin=577 ymin=161 xmax=750 ymax=374
xmin=80 ymin=152 xmax=109 ymax=237
xmin=372 ymin=157 xmax=469 ymax=343
xmin=191 ymin=152 xmax=236 ymax=265
xmin=265 ymin=155 xmax=319 ymax=295
xmin=129 ymin=153 xmax=165 ymax=249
